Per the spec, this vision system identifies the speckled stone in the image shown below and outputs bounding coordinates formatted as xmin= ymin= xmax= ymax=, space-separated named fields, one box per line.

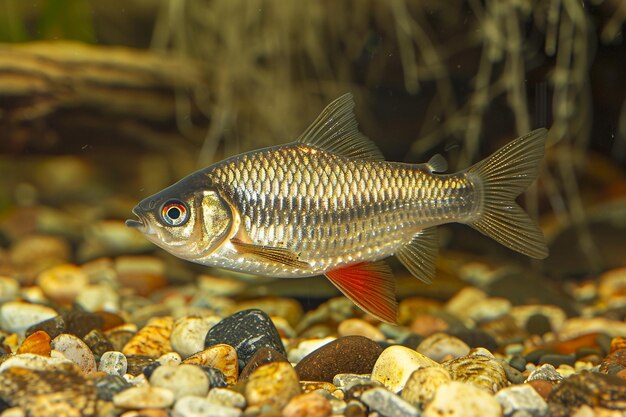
xmin=417 ymin=333 xmax=471 ymax=362
xmin=183 ymin=344 xmax=238 ymax=385
xmin=443 ymin=351 xmax=508 ymax=393
xmin=206 ymin=388 xmax=246 ymax=408
xmin=149 ymin=364 xmax=210 ymax=399
xmin=495 ymin=384 xmax=548 ymax=417
xmin=423 ymin=381 xmax=501 ymax=417
xmin=282 ymin=392 xmax=332 ymax=417
xmin=600 ymin=349 xmax=626 ymax=374
xmin=113 ymin=385 xmax=175 ymax=409
xmin=125 ymin=355 xmax=156 ymax=376
xmin=51 ymin=333 xmax=97 ymax=374
xmin=333 ymin=374 xmax=373 ymax=391
xmin=548 ymin=372 xmax=626 ymax=417
xmin=105 ymin=326 xmax=136 ymax=352
xmin=240 ymin=347 xmax=289 ymax=381
xmin=157 ymin=351 xmax=182 ymax=366
xmin=0 ymin=353 xmax=75 ymax=372
xmin=525 ymin=364 xmax=564 ymax=382
xmin=401 ymin=366 xmax=452 ymax=407
xmin=122 ymin=316 xmax=173 ymax=358
xmin=244 ymin=362 xmax=301 ymax=409
xmin=83 ymin=329 xmax=114 ymax=357
xmin=201 ymin=366 xmax=228 ymax=388
xmin=0 ymin=367 xmax=97 ymax=417
xmin=99 ymin=351 xmax=128 ymax=376
xmin=295 ymin=336 xmax=382 ymax=383
xmin=93 ymin=374 xmax=131 ymax=401
xmin=371 ymin=345 xmax=440 ymax=392
xmin=204 ymin=309 xmax=286 ymax=367
xmin=0 ymin=301 xmax=57 ymax=335
xmin=170 ymin=316 xmax=220 ymax=358
xmin=16 ymin=330 xmax=51 ymax=356
xmin=361 ymin=387 xmax=419 ymax=417
xmin=174 ymin=395 xmax=242 ymax=417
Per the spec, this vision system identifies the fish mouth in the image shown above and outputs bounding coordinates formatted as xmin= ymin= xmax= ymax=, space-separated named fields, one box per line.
xmin=125 ymin=208 xmax=147 ymax=232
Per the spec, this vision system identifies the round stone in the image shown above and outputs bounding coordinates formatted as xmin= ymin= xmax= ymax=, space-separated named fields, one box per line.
xmin=282 ymin=392 xmax=332 ymax=417
xmin=295 ymin=336 xmax=383 ymax=383
xmin=495 ymin=384 xmax=548 ymax=416
xmin=183 ymin=344 xmax=238 ymax=386
xmin=170 ymin=316 xmax=219 ymax=358
xmin=204 ymin=309 xmax=286 ymax=367
xmin=173 ymin=395 xmax=241 ymax=417
xmin=239 ymin=346 xmax=288 ymax=381
xmin=401 ymin=366 xmax=452 ymax=407
xmin=149 ymin=364 xmax=210 ymax=399
xmin=16 ymin=330 xmax=51 ymax=356
xmin=51 ymin=333 xmax=97 ymax=374
xmin=371 ymin=345 xmax=440 ymax=393
xmin=122 ymin=316 xmax=173 ymax=358
xmin=244 ymin=362 xmax=301 ymax=409
xmin=99 ymin=351 xmax=128 ymax=377
xmin=37 ymin=263 xmax=89 ymax=304
xmin=442 ymin=353 xmax=508 ymax=393
xmin=206 ymin=388 xmax=246 ymax=408
xmin=0 ymin=276 xmax=19 ymax=303
xmin=416 ymin=333 xmax=470 ymax=362
xmin=338 ymin=318 xmax=386 ymax=341
xmin=423 ymin=381 xmax=501 ymax=417
xmin=361 ymin=387 xmax=419 ymax=417
xmin=0 ymin=301 xmax=57 ymax=335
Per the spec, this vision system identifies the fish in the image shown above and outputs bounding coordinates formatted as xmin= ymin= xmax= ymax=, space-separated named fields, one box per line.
xmin=126 ymin=93 xmax=549 ymax=323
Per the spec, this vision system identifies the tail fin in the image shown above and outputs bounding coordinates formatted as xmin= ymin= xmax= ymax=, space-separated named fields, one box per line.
xmin=466 ymin=128 xmax=549 ymax=259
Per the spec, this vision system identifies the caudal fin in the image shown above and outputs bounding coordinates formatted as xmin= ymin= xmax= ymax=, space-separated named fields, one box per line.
xmin=466 ymin=128 xmax=549 ymax=259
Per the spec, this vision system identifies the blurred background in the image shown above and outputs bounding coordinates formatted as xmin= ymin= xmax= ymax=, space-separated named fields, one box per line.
xmin=0 ymin=0 xmax=625 ymax=304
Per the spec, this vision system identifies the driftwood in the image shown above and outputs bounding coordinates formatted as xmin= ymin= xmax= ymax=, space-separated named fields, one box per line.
xmin=0 ymin=41 xmax=210 ymax=154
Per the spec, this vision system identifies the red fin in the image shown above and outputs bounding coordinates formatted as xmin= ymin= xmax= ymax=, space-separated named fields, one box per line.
xmin=325 ymin=261 xmax=398 ymax=324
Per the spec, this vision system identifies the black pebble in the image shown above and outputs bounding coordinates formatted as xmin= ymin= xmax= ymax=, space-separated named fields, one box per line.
xmin=204 ymin=309 xmax=286 ymax=367
xmin=446 ymin=326 xmax=498 ymax=352
xmin=539 ymin=353 xmax=576 ymax=367
xmin=26 ymin=309 xmax=104 ymax=339
xmin=93 ymin=374 xmax=130 ymax=401
xmin=399 ymin=333 xmax=424 ymax=350
xmin=526 ymin=313 xmax=552 ymax=336
xmin=125 ymin=355 xmax=156 ymax=376
xmin=201 ymin=366 xmax=228 ymax=388
xmin=525 ymin=348 xmax=555 ymax=364
xmin=142 ymin=362 xmax=161 ymax=379
xmin=596 ymin=333 xmax=613 ymax=355
xmin=509 ymin=354 xmax=527 ymax=372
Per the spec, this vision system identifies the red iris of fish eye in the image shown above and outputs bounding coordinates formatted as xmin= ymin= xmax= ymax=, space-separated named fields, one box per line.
xmin=162 ymin=203 xmax=186 ymax=223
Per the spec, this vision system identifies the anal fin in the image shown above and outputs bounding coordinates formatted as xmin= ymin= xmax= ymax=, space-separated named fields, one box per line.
xmin=395 ymin=228 xmax=438 ymax=284
xmin=325 ymin=261 xmax=398 ymax=324
xmin=230 ymin=239 xmax=310 ymax=269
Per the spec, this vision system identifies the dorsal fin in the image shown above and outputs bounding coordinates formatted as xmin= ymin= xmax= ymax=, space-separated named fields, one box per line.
xmin=426 ymin=154 xmax=448 ymax=173
xmin=296 ymin=93 xmax=385 ymax=161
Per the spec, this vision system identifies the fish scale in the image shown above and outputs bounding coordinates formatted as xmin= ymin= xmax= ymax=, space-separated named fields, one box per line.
xmin=209 ymin=144 xmax=475 ymax=273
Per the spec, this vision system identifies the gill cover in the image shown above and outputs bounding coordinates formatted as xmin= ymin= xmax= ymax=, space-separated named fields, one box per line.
xmin=196 ymin=190 xmax=233 ymax=255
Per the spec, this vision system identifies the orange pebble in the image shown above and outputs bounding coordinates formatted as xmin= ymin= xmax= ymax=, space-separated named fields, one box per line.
xmin=17 ymin=330 xmax=51 ymax=356
xmin=527 ymin=380 xmax=553 ymax=400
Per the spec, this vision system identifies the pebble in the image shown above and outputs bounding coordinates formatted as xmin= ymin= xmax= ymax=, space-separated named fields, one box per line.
xmin=149 ymin=364 xmax=210 ymax=399
xmin=171 ymin=315 xmax=219 ymax=358
xmin=106 ymin=326 xmax=136 ymax=352
xmin=600 ymin=349 xmax=626 ymax=374
xmin=495 ymin=384 xmax=547 ymax=417
xmin=337 ymin=318 xmax=385 ymax=341
xmin=99 ymin=351 xmax=128 ymax=376
xmin=83 ymin=329 xmax=114 ymax=357
xmin=371 ymin=345 xmax=440 ymax=392
xmin=184 ymin=344 xmax=239 ymax=385
xmin=16 ymin=330 xmax=51 ymax=356
xmin=527 ymin=379 xmax=554 ymax=400
xmin=196 ymin=274 xmax=248 ymax=297
xmin=9 ymin=234 xmax=71 ymax=284
xmin=333 ymin=374 xmax=373 ymax=391
xmin=443 ymin=352 xmax=508 ymax=393
xmin=597 ymin=267 xmax=626 ymax=306
xmin=295 ymin=336 xmax=383 ymax=383
xmin=525 ymin=364 xmax=564 ymax=382
xmin=548 ymin=372 xmax=626 ymax=417
xmin=245 ymin=362 xmax=301 ymax=409
xmin=0 ymin=353 xmax=75 ymax=372
xmin=174 ymin=395 xmax=242 ymax=417
xmin=113 ymin=385 xmax=175 ymax=409
xmin=114 ymin=256 xmax=167 ymax=296
xmin=206 ymin=388 xmax=246 ymax=408
xmin=0 ymin=276 xmax=19 ymax=303
xmin=204 ymin=309 xmax=286 ymax=367
xmin=158 ymin=351 xmax=182 ymax=366
xmin=26 ymin=309 xmax=104 ymax=339
xmin=125 ymin=355 xmax=156 ymax=376
xmin=401 ymin=366 xmax=452 ymax=407
xmin=423 ymin=381 xmax=502 ymax=417
xmin=93 ymin=374 xmax=131 ymax=401
xmin=417 ymin=333 xmax=471 ymax=362
xmin=240 ymin=346 xmax=289 ymax=381
xmin=0 ymin=366 xmax=97 ymax=417
xmin=466 ymin=297 xmax=512 ymax=323
xmin=122 ymin=316 xmax=173 ymax=358
xmin=36 ymin=263 xmax=89 ymax=304
xmin=202 ymin=367 xmax=228 ymax=388
xmin=409 ymin=314 xmax=450 ymax=337
xmin=361 ymin=387 xmax=419 ymax=417
xmin=282 ymin=392 xmax=332 ymax=417
xmin=76 ymin=283 xmax=120 ymax=312
xmin=51 ymin=333 xmax=98 ymax=374
xmin=510 ymin=305 xmax=566 ymax=334
xmin=231 ymin=297 xmax=303 ymax=328
xmin=445 ymin=287 xmax=488 ymax=319
xmin=0 ymin=301 xmax=57 ymax=335
xmin=559 ymin=317 xmax=626 ymax=339
xmin=288 ymin=337 xmax=336 ymax=363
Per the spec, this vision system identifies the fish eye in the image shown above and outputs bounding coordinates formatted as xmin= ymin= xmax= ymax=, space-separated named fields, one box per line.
xmin=160 ymin=200 xmax=189 ymax=226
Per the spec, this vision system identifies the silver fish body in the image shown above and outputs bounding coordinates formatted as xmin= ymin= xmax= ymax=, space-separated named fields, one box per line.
xmin=127 ymin=93 xmax=549 ymax=322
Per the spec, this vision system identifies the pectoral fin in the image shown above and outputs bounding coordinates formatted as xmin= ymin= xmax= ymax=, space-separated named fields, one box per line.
xmin=395 ymin=228 xmax=438 ymax=284
xmin=325 ymin=261 xmax=398 ymax=324
xmin=230 ymin=239 xmax=310 ymax=269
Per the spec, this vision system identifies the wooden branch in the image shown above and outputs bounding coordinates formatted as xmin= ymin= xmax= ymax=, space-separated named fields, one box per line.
xmin=0 ymin=41 xmax=210 ymax=153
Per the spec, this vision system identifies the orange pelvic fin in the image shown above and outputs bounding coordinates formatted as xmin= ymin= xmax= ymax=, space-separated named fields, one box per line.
xmin=325 ymin=261 xmax=398 ymax=324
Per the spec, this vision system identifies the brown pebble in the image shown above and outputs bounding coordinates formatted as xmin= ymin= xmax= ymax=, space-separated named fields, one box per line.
xmin=240 ymin=347 xmax=289 ymax=381
xmin=343 ymin=402 xmax=367 ymax=417
xmin=528 ymin=379 xmax=553 ymax=400
xmin=282 ymin=392 xmax=331 ymax=417
xmin=83 ymin=329 xmax=114 ymax=357
xmin=36 ymin=263 xmax=88 ymax=304
xmin=16 ymin=331 xmax=51 ymax=356
xmin=548 ymin=372 xmax=626 ymax=417
xmin=295 ymin=336 xmax=383 ymax=383
xmin=300 ymin=381 xmax=337 ymax=394
xmin=409 ymin=314 xmax=449 ymax=337
xmin=616 ymin=368 xmax=626 ymax=380
xmin=95 ymin=311 xmax=126 ymax=331
xmin=105 ymin=326 xmax=136 ymax=352
xmin=600 ymin=349 xmax=626 ymax=374
xmin=183 ymin=343 xmax=239 ymax=385
xmin=125 ymin=355 xmax=156 ymax=376
xmin=609 ymin=336 xmax=626 ymax=354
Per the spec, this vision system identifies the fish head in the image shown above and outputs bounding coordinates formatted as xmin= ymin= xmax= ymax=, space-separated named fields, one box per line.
xmin=126 ymin=173 xmax=233 ymax=261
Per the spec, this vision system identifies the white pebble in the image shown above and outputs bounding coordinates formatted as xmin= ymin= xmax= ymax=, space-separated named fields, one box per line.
xmin=149 ymin=364 xmax=209 ymax=399
xmin=51 ymin=333 xmax=97 ymax=374
xmin=174 ymin=395 xmax=242 ymax=417
xmin=170 ymin=316 xmax=219 ymax=358
xmin=206 ymin=388 xmax=246 ymax=408
xmin=99 ymin=351 xmax=128 ymax=376
xmin=113 ymin=385 xmax=175 ymax=409
xmin=423 ymin=382 xmax=502 ymax=417
xmin=0 ymin=301 xmax=57 ymax=335
xmin=494 ymin=384 xmax=547 ymax=417
xmin=0 ymin=353 xmax=74 ymax=373
xmin=0 ymin=276 xmax=19 ymax=303
xmin=371 ymin=345 xmax=440 ymax=393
